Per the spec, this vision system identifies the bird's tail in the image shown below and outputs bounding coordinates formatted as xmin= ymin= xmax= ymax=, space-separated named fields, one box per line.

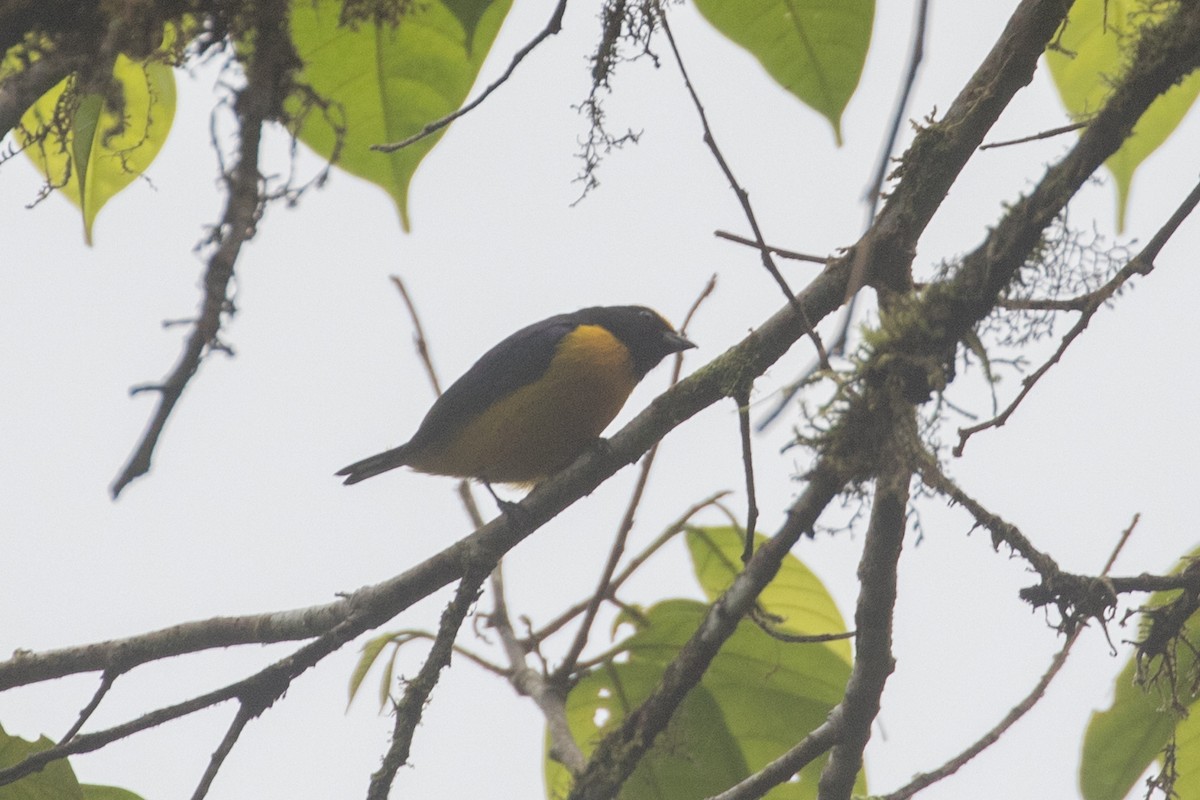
xmin=336 ymin=445 xmax=411 ymax=485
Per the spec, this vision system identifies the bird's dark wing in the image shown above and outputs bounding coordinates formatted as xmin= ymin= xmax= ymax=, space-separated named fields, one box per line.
xmin=404 ymin=314 xmax=578 ymax=454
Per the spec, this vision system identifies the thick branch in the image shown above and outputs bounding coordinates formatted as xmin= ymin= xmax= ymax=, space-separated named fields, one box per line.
xmin=109 ymin=1 xmax=300 ymax=498
xmin=0 ymin=259 xmax=852 ymax=693
xmin=367 ymin=570 xmax=488 ymax=799
xmin=565 ymin=462 xmax=849 ymax=800
xmin=850 ymin=0 xmax=1075 ymax=296
xmin=818 ymin=460 xmax=913 ymax=799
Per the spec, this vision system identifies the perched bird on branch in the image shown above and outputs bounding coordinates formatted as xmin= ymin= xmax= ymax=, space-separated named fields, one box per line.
xmin=337 ymin=305 xmax=695 ymax=490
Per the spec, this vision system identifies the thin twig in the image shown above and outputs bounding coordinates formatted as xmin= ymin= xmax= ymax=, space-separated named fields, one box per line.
xmin=109 ymin=4 xmax=298 ymax=498
xmin=714 ymin=231 xmax=828 ymax=264
xmin=526 ymin=491 xmax=731 ymax=647
xmin=748 ymin=607 xmax=856 ymax=644
xmin=367 ymin=570 xmax=488 ymax=799
xmin=390 ymin=275 xmax=444 ymax=396
xmin=758 ymin=0 xmax=930 ymax=431
xmin=372 ymin=0 xmax=568 ymax=152
xmin=955 ymin=175 xmax=1200 ymax=456
xmin=735 ymin=386 xmax=757 ymax=564
xmin=704 ymin=717 xmax=841 ymax=800
xmin=191 ymin=702 xmax=257 ymax=800
xmin=863 ymin=0 xmax=930 ymax=218
xmin=845 ymin=0 xmax=931 ymax=299
xmin=979 ymin=120 xmax=1088 ymax=150
xmin=657 ymin=6 xmax=830 ymax=371
xmin=58 ymin=670 xmax=116 ymax=744
xmin=880 ymin=513 xmax=1140 ymax=800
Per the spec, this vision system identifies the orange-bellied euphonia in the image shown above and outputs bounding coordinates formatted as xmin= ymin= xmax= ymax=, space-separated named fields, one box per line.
xmin=337 ymin=305 xmax=696 ymax=487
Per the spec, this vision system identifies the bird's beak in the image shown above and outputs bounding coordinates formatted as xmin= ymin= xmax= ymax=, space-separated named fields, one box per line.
xmin=664 ymin=331 xmax=697 ymax=353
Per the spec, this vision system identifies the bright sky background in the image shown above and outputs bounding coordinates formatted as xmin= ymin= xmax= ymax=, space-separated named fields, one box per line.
xmin=3 ymin=1 xmax=1200 ymax=799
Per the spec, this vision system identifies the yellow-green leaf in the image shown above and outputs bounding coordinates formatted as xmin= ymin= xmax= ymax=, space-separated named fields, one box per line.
xmin=1045 ymin=0 xmax=1200 ymax=231
xmin=1174 ymin=708 xmax=1200 ymax=799
xmin=289 ymin=0 xmax=513 ymax=230
xmin=686 ymin=526 xmax=851 ymax=664
xmin=81 ymin=785 xmax=148 ymax=800
xmin=0 ymin=722 xmax=85 ymax=800
xmin=546 ymin=600 xmax=861 ymax=799
xmin=691 ymin=0 xmax=873 ymax=144
xmin=16 ymin=55 xmax=176 ymax=245
xmin=349 ymin=630 xmax=398 ymax=708
xmin=1080 ymin=547 xmax=1200 ymax=800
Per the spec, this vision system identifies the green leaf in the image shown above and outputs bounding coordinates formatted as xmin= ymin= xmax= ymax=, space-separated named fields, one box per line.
xmin=1174 ymin=709 xmax=1200 ymax=798
xmin=348 ymin=630 xmax=398 ymax=708
xmin=1079 ymin=650 xmax=1178 ymax=800
xmin=686 ymin=526 xmax=851 ymax=665
xmin=289 ymin=0 xmax=513 ymax=230
xmin=1045 ymin=0 xmax=1200 ymax=231
xmin=0 ymin=722 xmax=84 ymax=800
xmin=15 ymin=55 xmax=176 ymax=245
xmin=80 ymin=785 xmax=147 ymax=800
xmin=546 ymin=661 xmax=748 ymax=800
xmin=546 ymin=600 xmax=861 ymax=799
xmin=691 ymin=0 xmax=873 ymax=144
xmin=1080 ymin=548 xmax=1200 ymax=800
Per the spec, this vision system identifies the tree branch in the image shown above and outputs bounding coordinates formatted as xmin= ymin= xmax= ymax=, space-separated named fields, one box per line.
xmin=367 ymin=570 xmax=488 ymax=798
xmin=818 ymin=459 xmax=914 ymax=798
xmin=109 ymin=0 xmax=301 ymax=498
xmin=956 ymin=174 xmax=1200 ymax=455
xmin=565 ymin=461 xmax=849 ymax=800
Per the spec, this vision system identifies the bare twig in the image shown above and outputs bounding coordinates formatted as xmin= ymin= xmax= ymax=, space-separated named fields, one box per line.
xmin=880 ymin=514 xmax=1140 ymax=800
xmin=367 ymin=570 xmax=488 ymax=799
xmin=863 ymin=0 xmax=930 ymax=219
xmin=657 ymin=6 xmax=831 ymax=371
xmin=734 ymin=386 xmax=757 ymax=563
xmin=109 ymin=3 xmax=299 ymax=498
xmin=845 ymin=0 xmax=931 ymax=298
xmin=58 ymin=670 xmax=116 ymax=744
xmin=956 ymin=175 xmax=1200 ymax=456
xmin=704 ymin=717 xmax=841 ymax=800
xmin=191 ymin=702 xmax=258 ymax=800
xmin=980 ymin=120 xmax=1088 ymax=150
xmin=527 ymin=491 xmax=730 ymax=647
xmin=390 ymin=275 xmax=444 ymax=396
xmin=714 ymin=231 xmax=828 ymax=264
xmin=372 ymin=0 xmax=568 ymax=152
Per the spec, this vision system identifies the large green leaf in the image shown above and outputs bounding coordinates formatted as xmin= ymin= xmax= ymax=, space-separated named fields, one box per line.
xmin=1080 ymin=548 xmax=1200 ymax=800
xmin=691 ymin=0 xmax=873 ymax=144
xmin=1045 ymin=0 xmax=1200 ymax=231
xmin=546 ymin=660 xmax=749 ymax=800
xmin=13 ymin=54 xmax=176 ymax=245
xmin=1174 ymin=709 xmax=1200 ymax=799
xmin=686 ymin=526 xmax=851 ymax=664
xmin=546 ymin=600 xmax=860 ymax=799
xmin=0 ymin=723 xmax=83 ymax=800
xmin=289 ymin=0 xmax=513 ymax=230
xmin=80 ymin=786 xmax=147 ymax=800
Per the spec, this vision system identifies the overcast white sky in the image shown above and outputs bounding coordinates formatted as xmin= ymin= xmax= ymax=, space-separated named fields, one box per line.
xmin=3 ymin=1 xmax=1200 ymax=798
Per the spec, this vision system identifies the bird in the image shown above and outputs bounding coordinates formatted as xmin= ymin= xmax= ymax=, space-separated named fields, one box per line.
xmin=336 ymin=305 xmax=696 ymax=490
